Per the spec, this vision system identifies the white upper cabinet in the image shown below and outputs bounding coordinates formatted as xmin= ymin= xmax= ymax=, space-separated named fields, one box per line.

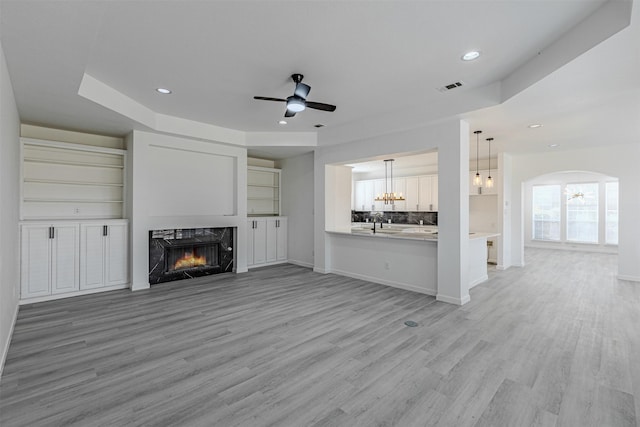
xmin=404 ymin=177 xmax=419 ymax=212
xmin=353 ymin=174 xmax=440 ymax=212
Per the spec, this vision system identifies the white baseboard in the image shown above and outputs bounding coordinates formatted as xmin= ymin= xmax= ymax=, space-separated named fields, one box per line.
xmin=247 ymin=260 xmax=288 ymax=270
xmin=469 ymin=274 xmax=488 ymax=289
xmin=20 ymin=283 xmax=130 ymax=305
xmin=313 ymin=267 xmax=328 ymax=274
xmin=328 ymin=268 xmax=437 ymax=296
xmin=617 ymin=274 xmax=640 ymax=282
xmin=235 ymin=267 xmax=249 ymax=273
xmin=436 ymin=293 xmax=471 ymax=306
xmin=287 ymin=259 xmax=314 ymax=269
xmin=0 ymin=302 xmax=19 ymax=380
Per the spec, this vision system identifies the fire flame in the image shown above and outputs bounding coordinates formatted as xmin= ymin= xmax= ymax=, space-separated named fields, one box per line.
xmin=174 ymin=252 xmax=207 ymax=270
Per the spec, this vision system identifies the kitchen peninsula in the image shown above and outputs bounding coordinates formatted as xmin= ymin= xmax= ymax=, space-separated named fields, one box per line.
xmin=326 ymin=223 xmax=498 ymax=297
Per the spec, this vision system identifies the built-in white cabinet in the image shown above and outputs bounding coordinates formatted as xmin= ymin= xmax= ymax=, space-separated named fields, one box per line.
xmin=248 ymin=166 xmax=281 ymax=216
xmin=20 ymin=222 xmax=80 ymax=299
xmin=21 ymin=138 xmax=126 ymax=220
xmin=247 ymin=217 xmax=287 ymax=268
xmin=353 ymin=175 xmax=439 ymax=212
xmin=20 ymin=220 xmax=129 ymax=302
xmin=266 ymin=218 xmax=287 ymax=263
xmin=80 ymin=221 xmax=128 ymax=290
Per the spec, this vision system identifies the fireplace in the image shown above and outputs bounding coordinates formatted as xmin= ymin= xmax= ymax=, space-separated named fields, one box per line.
xmin=149 ymin=227 xmax=233 ymax=284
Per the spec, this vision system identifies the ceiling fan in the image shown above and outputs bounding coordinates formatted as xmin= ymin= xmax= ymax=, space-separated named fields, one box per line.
xmin=254 ymin=74 xmax=337 ymax=118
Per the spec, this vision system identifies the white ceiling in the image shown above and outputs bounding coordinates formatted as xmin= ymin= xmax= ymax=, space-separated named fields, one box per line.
xmin=1 ymin=0 xmax=638 ymax=163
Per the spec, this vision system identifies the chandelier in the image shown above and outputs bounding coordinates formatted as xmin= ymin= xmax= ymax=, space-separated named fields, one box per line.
xmin=374 ymin=159 xmax=405 ymax=204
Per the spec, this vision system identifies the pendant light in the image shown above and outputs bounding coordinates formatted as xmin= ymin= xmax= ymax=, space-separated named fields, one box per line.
xmin=473 ymin=130 xmax=483 ymax=186
xmin=485 ymin=137 xmax=494 ymax=188
xmin=374 ymin=159 xmax=405 ymax=204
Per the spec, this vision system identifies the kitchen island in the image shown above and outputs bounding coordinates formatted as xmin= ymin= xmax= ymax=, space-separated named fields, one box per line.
xmin=325 ymin=224 xmax=498 ymax=296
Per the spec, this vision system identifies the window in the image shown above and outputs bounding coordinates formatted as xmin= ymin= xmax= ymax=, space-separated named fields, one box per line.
xmin=532 ymin=185 xmax=561 ymax=241
xmin=606 ymin=182 xmax=619 ymax=245
xmin=566 ymin=183 xmax=598 ymax=243
xmin=530 ymin=178 xmax=619 ymax=246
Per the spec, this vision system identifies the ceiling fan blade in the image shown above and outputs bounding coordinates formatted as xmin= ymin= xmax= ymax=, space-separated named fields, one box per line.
xmin=284 ymin=109 xmax=296 ymax=118
xmin=294 ymin=83 xmax=311 ymax=100
xmin=305 ymin=101 xmax=336 ymax=112
xmin=254 ymin=96 xmax=287 ymax=102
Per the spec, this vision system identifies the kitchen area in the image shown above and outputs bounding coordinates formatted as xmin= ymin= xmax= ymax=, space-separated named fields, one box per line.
xmin=323 ymin=147 xmax=500 ymax=298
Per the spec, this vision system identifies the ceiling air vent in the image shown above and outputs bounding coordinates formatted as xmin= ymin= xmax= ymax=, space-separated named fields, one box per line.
xmin=438 ymin=81 xmax=464 ymax=92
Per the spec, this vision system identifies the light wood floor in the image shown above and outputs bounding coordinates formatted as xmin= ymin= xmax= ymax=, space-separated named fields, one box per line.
xmin=1 ymin=248 xmax=638 ymax=426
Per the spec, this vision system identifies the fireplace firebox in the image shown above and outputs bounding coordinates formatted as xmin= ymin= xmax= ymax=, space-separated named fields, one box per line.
xmin=149 ymin=227 xmax=233 ymax=284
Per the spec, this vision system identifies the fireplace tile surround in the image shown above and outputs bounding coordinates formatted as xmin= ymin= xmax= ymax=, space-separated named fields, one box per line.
xmin=149 ymin=227 xmax=234 ymax=284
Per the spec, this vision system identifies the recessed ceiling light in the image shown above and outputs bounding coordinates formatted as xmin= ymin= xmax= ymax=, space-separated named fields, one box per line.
xmin=528 ymin=123 xmax=543 ymax=128
xmin=156 ymin=88 xmax=172 ymax=94
xmin=278 ymin=120 xmax=287 ymax=125
xmin=548 ymin=143 xmax=559 ymax=148
xmin=461 ymin=51 xmax=480 ymax=61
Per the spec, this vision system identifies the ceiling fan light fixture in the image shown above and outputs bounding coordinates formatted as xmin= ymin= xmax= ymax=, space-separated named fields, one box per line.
xmin=286 ymin=97 xmax=306 ymax=113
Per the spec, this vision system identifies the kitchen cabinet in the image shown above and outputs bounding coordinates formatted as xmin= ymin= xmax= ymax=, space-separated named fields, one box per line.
xmin=353 ymin=174 xmax=439 ymax=212
xmin=417 ymin=175 xmax=438 ymax=211
xmin=354 ymin=180 xmax=369 ymax=211
xmin=247 ymin=217 xmax=288 ymax=268
xmin=80 ymin=220 xmax=128 ymax=290
xmin=20 ymin=222 xmax=80 ymax=299
xmin=404 ymin=177 xmax=419 ymax=212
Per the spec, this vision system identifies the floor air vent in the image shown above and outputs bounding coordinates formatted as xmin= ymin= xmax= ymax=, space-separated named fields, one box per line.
xmin=404 ymin=320 xmax=418 ymax=327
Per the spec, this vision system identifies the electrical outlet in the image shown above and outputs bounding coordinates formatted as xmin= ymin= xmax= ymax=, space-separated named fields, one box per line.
xmin=74 ymin=207 xmax=80 ymax=214
xmin=384 ymin=261 xmax=390 ymax=270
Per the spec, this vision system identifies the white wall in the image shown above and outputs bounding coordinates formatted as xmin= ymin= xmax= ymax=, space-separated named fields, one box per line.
xmin=280 ymin=152 xmax=314 ymax=268
xmin=316 ymin=118 xmax=471 ymax=305
xmin=127 ymin=130 xmax=247 ymax=290
xmin=0 ymin=41 xmax=21 ymax=377
xmin=510 ymin=143 xmax=640 ymax=281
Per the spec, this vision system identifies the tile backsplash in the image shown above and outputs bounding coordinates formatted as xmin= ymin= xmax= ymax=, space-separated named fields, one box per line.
xmin=351 ymin=211 xmax=437 ymax=226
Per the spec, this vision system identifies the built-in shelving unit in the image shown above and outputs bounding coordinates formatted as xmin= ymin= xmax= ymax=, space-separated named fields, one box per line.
xmin=21 ymin=138 xmax=126 ymax=220
xmin=248 ymin=166 xmax=281 ymax=216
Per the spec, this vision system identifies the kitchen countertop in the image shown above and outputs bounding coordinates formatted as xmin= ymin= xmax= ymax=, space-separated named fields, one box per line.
xmin=326 ymin=224 xmax=499 ymax=242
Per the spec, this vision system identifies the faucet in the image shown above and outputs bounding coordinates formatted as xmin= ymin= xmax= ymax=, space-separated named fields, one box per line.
xmin=371 ymin=215 xmax=384 ymax=233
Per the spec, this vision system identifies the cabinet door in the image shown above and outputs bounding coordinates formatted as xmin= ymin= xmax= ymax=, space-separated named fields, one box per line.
xmin=276 ymin=218 xmax=287 ymax=261
xmin=364 ymin=180 xmax=375 ymax=211
xmin=418 ymin=176 xmax=432 ymax=211
xmin=80 ymin=224 xmax=104 ymax=290
xmin=405 ymin=177 xmax=419 ymax=212
xmin=247 ymin=220 xmax=255 ymax=266
xmin=374 ymin=179 xmax=386 ymax=211
xmin=20 ymin=225 xmax=51 ymax=298
xmin=354 ymin=181 xmax=367 ymax=211
xmin=253 ymin=219 xmax=267 ymax=265
xmin=430 ymin=175 xmax=439 ymax=211
xmin=265 ymin=218 xmax=278 ymax=263
xmin=105 ymin=223 xmax=128 ymax=286
xmin=51 ymin=224 xmax=79 ymax=294
xmin=391 ymin=177 xmax=406 ymax=211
